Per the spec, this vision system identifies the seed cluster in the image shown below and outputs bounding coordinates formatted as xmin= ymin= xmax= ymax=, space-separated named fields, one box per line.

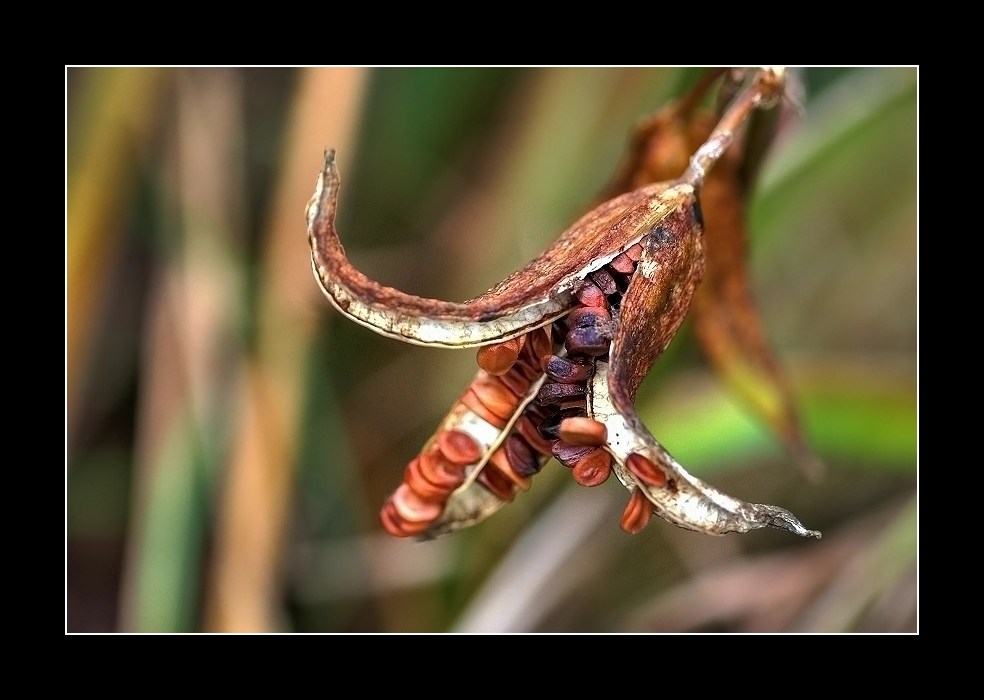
xmin=381 ymin=237 xmax=670 ymax=538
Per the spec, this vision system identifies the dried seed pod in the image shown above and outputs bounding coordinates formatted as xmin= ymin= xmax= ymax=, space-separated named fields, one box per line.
xmin=620 ymin=489 xmax=653 ymax=534
xmin=558 ymin=416 xmax=608 ymax=446
xmin=537 ymin=382 xmax=587 ymax=405
xmin=476 ymin=336 xmax=526 ymax=376
xmin=542 ymin=355 xmax=592 ymax=384
xmin=572 ymin=448 xmax=612 ymax=487
xmin=437 ymin=429 xmax=482 ymax=465
xmin=626 ymin=452 xmax=667 ymax=488
xmin=552 ymin=440 xmax=595 ymax=469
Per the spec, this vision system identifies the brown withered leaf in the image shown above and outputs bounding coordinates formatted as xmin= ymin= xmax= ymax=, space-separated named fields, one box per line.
xmin=605 ymin=70 xmax=823 ymax=481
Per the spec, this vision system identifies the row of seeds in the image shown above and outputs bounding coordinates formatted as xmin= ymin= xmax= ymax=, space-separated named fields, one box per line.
xmin=381 ymin=236 xmax=671 ymax=537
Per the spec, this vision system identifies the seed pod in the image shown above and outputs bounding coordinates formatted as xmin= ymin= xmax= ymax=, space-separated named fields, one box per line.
xmin=558 ymin=416 xmax=608 ymax=446
xmin=626 ymin=452 xmax=667 ymax=487
xmin=620 ymin=489 xmax=653 ymax=534
xmin=437 ymin=429 xmax=482 ymax=465
xmin=552 ymin=440 xmax=595 ymax=469
xmin=572 ymin=448 xmax=612 ymax=487
xmin=476 ymin=336 xmax=526 ymax=376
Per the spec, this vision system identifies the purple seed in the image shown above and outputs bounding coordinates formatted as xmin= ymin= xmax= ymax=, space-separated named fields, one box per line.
xmin=552 ymin=440 xmax=595 ymax=468
xmin=537 ymin=382 xmax=587 ymax=405
xmin=505 ymin=435 xmax=541 ymax=477
xmin=543 ymin=355 xmax=592 ymax=384
xmin=565 ymin=326 xmax=611 ymax=356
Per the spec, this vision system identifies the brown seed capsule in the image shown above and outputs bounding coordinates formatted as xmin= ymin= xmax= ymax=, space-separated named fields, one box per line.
xmin=391 ymin=483 xmax=442 ymax=523
xmin=477 ymin=463 xmax=516 ymax=501
xmin=542 ymin=355 xmax=592 ymax=384
xmin=576 ymin=281 xmax=608 ymax=308
xmin=437 ymin=429 xmax=482 ymax=465
xmin=608 ymin=252 xmax=636 ymax=274
xmin=558 ymin=416 xmax=608 ymax=446
xmin=552 ymin=440 xmax=594 ymax=468
xmin=505 ymin=434 xmax=541 ymax=477
xmin=572 ymin=448 xmax=612 ymax=487
xmin=537 ymin=382 xmax=586 ymax=405
xmin=589 ymin=268 xmax=618 ymax=296
xmin=626 ymin=452 xmax=667 ymax=488
xmin=476 ymin=336 xmax=525 ymax=376
xmin=620 ymin=489 xmax=653 ymax=534
xmin=459 ymin=388 xmax=508 ymax=429
xmin=515 ymin=415 xmax=555 ymax=456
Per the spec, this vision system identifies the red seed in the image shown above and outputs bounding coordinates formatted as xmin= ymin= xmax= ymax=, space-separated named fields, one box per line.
xmin=572 ymin=448 xmax=612 ymax=487
xmin=576 ymin=281 xmax=608 ymax=308
xmin=620 ymin=489 xmax=653 ymax=534
xmin=437 ymin=429 xmax=482 ymax=465
xmin=380 ymin=501 xmax=411 ymax=537
xmin=476 ymin=336 xmax=525 ymax=376
xmin=460 ymin=388 xmax=508 ymax=428
xmin=391 ymin=483 xmax=442 ymax=523
xmin=609 ymin=252 xmax=636 ymax=274
xmin=498 ymin=365 xmax=533 ymax=396
xmin=515 ymin=415 xmax=555 ymax=456
xmin=626 ymin=452 xmax=667 ymax=488
xmin=405 ymin=457 xmax=452 ymax=502
xmin=528 ymin=326 xmax=554 ymax=365
xmin=418 ymin=450 xmax=466 ymax=489
xmin=489 ymin=448 xmax=531 ymax=490
xmin=624 ymin=242 xmax=644 ymax=261
xmin=558 ymin=417 xmax=608 ymax=446
xmin=477 ymin=463 xmax=516 ymax=501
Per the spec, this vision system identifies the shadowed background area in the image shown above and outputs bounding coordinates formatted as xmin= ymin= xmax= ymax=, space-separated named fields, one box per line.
xmin=67 ymin=67 xmax=917 ymax=633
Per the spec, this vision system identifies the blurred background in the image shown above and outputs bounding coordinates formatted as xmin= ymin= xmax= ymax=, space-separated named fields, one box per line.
xmin=66 ymin=67 xmax=917 ymax=633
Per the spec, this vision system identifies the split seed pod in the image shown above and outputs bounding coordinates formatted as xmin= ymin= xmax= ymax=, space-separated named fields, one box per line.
xmin=307 ymin=67 xmax=820 ymax=541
